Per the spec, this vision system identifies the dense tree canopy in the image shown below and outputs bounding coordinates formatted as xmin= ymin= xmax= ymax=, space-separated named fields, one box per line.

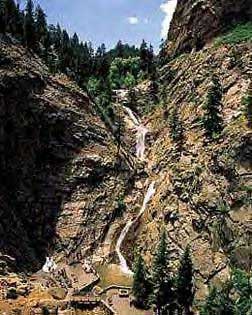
xmin=0 ymin=0 xmax=157 ymax=122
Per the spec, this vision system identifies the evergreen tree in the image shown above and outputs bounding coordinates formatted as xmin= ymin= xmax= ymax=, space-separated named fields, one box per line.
xmin=59 ymin=29 xmax=70 ymax=71
xmin=3 ymin=0 xmax=19 ymax=34
xmin=200 ymin=284 xmax=235 ymax=315
xmin=139 ymin=40 xmax=154 ymax=74
xmin=35 ymin=5 xmax=47 ymax=45
xmin=24 ymin=0 xmax=37 ymax=49
xmin=151 ymin=231 xmax=174 ymax=315
xmin=70 ymin=33 xmax=80 ymax=79
xmin=148 ymin=44 xmax=154 ymax=73
xmin=133 ymin=253 xmax=152 ymax=309
xmin=242 ymin=83 xmax=252 ymax=128
xmin=176 ymin=246 xmax=194 ymax=315
xmin=54 ymin=23 xmax=62 ymax=49
xmin=159 ymin=39 xmax=169 ymax=66
xmin=169 ymin=107 xmax=184 ymax=144
xmin=71 ymin=32 xmax=79 ymax=47
xmin=0 ymin=0 xmax=6 ymax=33
xmin=231 ymin=269 xmax=252 ymax=315
xmin=94 ymin=43 xmax=109 ymax=78
xmin=203 ymin=74 xmax=223 ymax=139
xmin=115 ymin=40 xmax=124 ymax=58
xmin=140 ymin=39 xmax=148 ymax=73
xmin=149 ymin=65 xmax=159 ymax=104
xmin=15 ymin=1 xmax=24 ymax=39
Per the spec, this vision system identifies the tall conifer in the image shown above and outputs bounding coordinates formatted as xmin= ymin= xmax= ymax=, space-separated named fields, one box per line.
xmin=24 ymin=0 xmax=37 ymax=49
xmin=151 ymin=231 xmax=174 ymax=315
xmin=133 ymin=253 xmax=152 ymax=309
xmin=177 ymin=246 xmax=194 ymax=315
xmin=203 ymin=74 xmax=223 ymax=139
xmin=35 ymin=5 xmax=47 ymax=45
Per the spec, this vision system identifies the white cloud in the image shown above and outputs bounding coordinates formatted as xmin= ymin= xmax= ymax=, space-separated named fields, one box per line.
xmin=144 ymin=18 xmax=149 ymax=24
xmin=127 ymin=16 xmax=139 ymax=25
xmin=160 ymin=0 xmax=177 ymax=39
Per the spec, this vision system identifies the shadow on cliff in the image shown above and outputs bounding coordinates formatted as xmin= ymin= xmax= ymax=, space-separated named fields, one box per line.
xmin=0 ymin=70 xmax=105 ymax=272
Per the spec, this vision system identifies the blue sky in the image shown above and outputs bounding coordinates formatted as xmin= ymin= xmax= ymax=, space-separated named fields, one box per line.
xmin=24 ymin=0 xmax=177 ymax=50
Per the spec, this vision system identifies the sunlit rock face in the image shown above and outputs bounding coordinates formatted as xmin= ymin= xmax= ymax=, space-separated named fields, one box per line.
xmin=166 ymin=0 xmax=252 ymax=56
xmin=133 ymin=41 xmax=252 ymax=299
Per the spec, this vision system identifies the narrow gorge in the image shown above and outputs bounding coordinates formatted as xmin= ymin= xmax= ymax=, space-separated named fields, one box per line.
xmin=0 ymin=0 xmax=251 ymax=314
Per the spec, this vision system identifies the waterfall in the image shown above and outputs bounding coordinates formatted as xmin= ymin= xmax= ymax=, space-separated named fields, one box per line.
xmin=115 ymin=220 xmax=134 ymax=275
xmin=116 ymin=181 xmax=156 ymax=274
xmin=124 ymin=106 xmax=140 ymax=126
xmin=138 ymin=181 xmax=156 ymax=217
xmin=42 ymin=257 xmax=57 ymax=273
xmin=123 ymin=106 xmax=148 ymax=160
xmin=115 ymin=104 xmax=155 ymax=274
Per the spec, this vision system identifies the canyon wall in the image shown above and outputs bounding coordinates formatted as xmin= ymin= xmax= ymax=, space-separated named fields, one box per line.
xmin=167 ymin=0 xmax=252 ymax=56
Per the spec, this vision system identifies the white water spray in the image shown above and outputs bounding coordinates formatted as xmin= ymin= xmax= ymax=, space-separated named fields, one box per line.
xmin=123 ymin=106 xmax=148 ymax=161
xmin=42 ymin=257 xmax=57 ymax=273
xmin=116 ymin=181 xmax=156 ymax=274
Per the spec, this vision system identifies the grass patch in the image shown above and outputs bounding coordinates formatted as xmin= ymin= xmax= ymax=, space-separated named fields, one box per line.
xmin=215 ymin=22 xmax=252 ymax=46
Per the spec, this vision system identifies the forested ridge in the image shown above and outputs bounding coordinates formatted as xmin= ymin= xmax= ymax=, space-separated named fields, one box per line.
xmin=0 ymin=0 xmax=158 ymax=114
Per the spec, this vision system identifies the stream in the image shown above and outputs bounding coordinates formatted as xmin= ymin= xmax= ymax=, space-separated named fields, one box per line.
xmin=116 ymin=104 xmax=155 ymax=274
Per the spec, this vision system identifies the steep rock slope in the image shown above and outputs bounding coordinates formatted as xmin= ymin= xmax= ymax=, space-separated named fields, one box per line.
xmin=0 ymin=40 xmax=131 ymax=273
xmin=130 ymin=41 xmax=251 ymax=298
xmin=167 ymin=0 xmax=252 ymax=56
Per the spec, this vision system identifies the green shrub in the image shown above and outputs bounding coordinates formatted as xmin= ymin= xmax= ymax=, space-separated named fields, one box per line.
xmin=215 ymin=22 xmax=252 ymax=46
xmin=200 ymin=269 xmax=252 ymax=315
xmin=242 ymin=90 xmax=252 ymax=128
xmin=115 ymin=197 xmax=126 ymax=217
xmin=169 ymin=107 xmax=184 ymax=143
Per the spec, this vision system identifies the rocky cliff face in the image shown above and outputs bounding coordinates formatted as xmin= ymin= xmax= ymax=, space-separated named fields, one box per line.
xmin=0 ymin=40 xmax=132 ymax=273
xmin=128 ymin=40 xmax=252 ymax=298
xmin=167 ymin=0 xmax=252 ymax=56
xmin=0 ymin=1 xmax=251 ymax=312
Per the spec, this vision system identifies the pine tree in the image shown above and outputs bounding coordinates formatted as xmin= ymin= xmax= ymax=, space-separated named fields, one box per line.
xmin=176 ymin=246 xmax=194 ymax=315
xmin=115 ymin=40 xmax=124 ymax=58
xmin=242 ymin=82 xmax=252 ymax=128
xmin=71 ymin=32 xmax=79 ymax=47
xmin=23 ymin=0 xmax=37 ymax=49
xmin=0 ymin=0 xmax=6 ymax=33
xmin=148 ymin=44 xmax=154 ymax=74
xmin=15 ymin=2 xmax=24 ymax=39
xmin=169 ymin=107 xmax=184 ymax=144
xmin=3 ymin=0 xmax=19 ymax=34
xmin=159 ymin=39 xmax=168 ymax=66
xmin=151 ymin=231 xmax=174 ymax=315
xmin=133 ymin=253 xmax=152 ymax=309
xmin=149 ymin=65 xmax=159 ymax=104
xmin=140 ymin=39 xmax=148 ymax=73
xmin=35 ymin=5 xmax=47 ymax=46
xmin=203 ymin=74 xmax=223 ymax=139
xmin=54 ymin=23 xmax=62 ymax=49
xmin=59 ymin=29 xmax=70 ymax=71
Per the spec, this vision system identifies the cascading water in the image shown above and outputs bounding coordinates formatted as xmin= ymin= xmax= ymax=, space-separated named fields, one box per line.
xmin=116 ymin=181 xmax=156 ymax=275
xmin=115 ymin=104 xmax=155 ymax=274
xmin=123 ymin=106 xmax=149 ymax=160
xmin=115 ymin=220 xmax=134 ymax=275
